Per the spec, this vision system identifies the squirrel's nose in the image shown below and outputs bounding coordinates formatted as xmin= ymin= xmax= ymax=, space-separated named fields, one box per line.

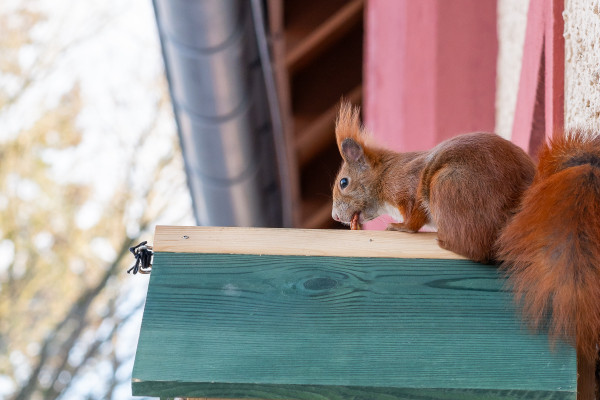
xmin=332 ymin=211 xmax=340 ymax=221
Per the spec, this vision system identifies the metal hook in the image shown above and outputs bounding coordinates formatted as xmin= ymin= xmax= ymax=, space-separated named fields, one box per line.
xmin=127 ymin=241 xmax=153 ymax=275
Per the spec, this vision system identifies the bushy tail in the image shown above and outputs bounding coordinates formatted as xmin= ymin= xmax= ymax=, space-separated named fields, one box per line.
xmin=496 ymin=131 xmax=600 ymax=363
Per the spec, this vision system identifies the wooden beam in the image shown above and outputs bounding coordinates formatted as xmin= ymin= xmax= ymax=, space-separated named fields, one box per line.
xmin=511 ymin=0 xmax=565 ymax=155
xmin=545 ymin=0 xmax=565 ymax=141
xmin=511 ymin=0 xmax=546 ymax=154
xmin=295 ymin=85 xmax=362 ymax=167
xmin=285 ymin=0 xmax=364 ymax=73
xmin=153 ymin=225 xmax=463 ymax=259
xmin=266 ymin=0 xmax=301 ymax=227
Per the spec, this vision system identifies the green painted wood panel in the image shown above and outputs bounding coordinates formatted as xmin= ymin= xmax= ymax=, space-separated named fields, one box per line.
xmin=132 ymin=253 xmax=576 ymax=399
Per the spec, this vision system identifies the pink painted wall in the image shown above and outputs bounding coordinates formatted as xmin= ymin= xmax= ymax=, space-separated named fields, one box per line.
xmin=364 ymin=0 xmax=498 ymax=229
xmin=512 ymin=0 xmax=564 ymax=155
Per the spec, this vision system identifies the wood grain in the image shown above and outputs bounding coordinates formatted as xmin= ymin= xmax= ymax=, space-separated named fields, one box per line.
xmin=132 ymin=252 xmax=576 ymax=399
xmin=153 ymin=225 xmax=465 ymax=259
xmin=144 ymin=384 xmax=575 ymax=400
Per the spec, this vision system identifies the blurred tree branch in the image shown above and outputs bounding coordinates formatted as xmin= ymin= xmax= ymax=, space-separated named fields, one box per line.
xmin=1 ymin=6 xmax=116 ymax=109
xmin=11 ymin=125 xmax=181 ymax=399
xmin=15 ymin=230 xmax=139 ymax=400
xmin=0 ymin=2 xmax=192 ymax=399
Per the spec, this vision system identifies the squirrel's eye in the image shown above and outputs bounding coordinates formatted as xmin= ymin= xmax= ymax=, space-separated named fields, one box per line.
xmin=340 ymin=177 xmax=349 ymax=189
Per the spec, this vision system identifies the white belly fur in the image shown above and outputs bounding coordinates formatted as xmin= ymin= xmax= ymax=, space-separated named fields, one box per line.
xmin=380 ymin=202 xmax=405 ymax=223
xmin=380 ymin=202 xmax=437 ymax=232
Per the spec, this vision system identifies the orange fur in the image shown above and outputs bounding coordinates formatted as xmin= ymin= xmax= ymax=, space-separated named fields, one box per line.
xmin=335 ymin=101 xmax=362 ymax=150
xmin=335 ymin=101 xmax=380 ymax=164
xmin=496 ymin=131 xmax=600 ymax=364
xmin=331 ymin=101 xmax=536 ymax=263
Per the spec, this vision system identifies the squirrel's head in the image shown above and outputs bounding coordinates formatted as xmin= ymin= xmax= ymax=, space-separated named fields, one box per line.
xmin=331 ymin=102 xmax=382 ymax=226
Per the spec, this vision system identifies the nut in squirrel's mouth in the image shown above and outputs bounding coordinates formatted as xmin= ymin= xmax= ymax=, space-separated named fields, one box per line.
xmin=350 ymin=212 xmax=362 ymax=230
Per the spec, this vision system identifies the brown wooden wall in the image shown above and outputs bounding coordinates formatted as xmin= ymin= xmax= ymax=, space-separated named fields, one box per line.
xmin=268 ymin=0 xmax=364 ymax=229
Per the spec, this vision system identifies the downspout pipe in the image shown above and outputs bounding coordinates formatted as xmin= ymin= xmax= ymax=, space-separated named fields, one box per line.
xmin=153 ymin=0 xmax=290 ymax=227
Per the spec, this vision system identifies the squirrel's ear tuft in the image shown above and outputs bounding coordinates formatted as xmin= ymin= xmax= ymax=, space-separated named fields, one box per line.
xmin=336 ymin=101 xmax=363 ymax=150
xmin=341 ymin=138 xmax=365 ymax=164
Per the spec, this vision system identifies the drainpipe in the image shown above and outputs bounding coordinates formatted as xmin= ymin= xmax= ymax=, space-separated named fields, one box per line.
xmin=153 ymin=0 xmax=291 ymax=227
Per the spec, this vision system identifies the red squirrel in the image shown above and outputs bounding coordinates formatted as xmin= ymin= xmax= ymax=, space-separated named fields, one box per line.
xmin=332 ymin=101 xmax=600 ymax=394
xmin=331 ymin=102 xmax=536 ymax=263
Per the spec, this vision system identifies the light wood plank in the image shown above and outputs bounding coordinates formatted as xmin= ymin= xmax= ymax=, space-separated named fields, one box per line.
xmin=153 ymin=225 xmax=465 ymax=260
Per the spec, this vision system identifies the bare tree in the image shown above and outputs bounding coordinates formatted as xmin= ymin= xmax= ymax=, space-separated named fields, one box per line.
xmin=0 ymin=2 xmax=192 ymax=399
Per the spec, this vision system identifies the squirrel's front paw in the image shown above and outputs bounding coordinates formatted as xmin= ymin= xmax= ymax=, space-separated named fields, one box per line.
xmin=387 ymin=223 xmax=407 ymax=232
xmin=386 ymin=223 xmax=418 ymax=233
